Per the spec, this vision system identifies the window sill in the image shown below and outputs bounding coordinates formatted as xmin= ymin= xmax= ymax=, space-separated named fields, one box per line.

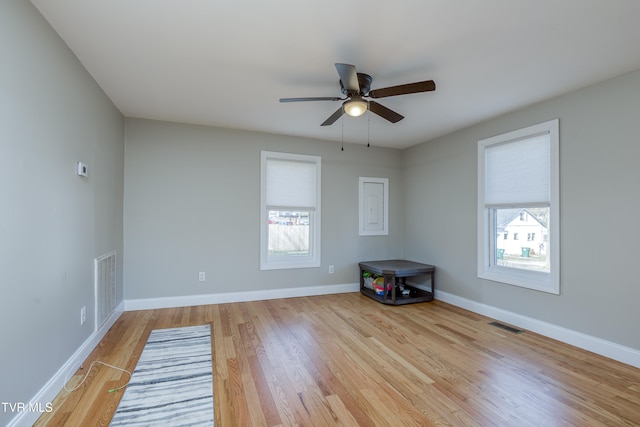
xmin=479 ymin=267 xmax=559 ymax=295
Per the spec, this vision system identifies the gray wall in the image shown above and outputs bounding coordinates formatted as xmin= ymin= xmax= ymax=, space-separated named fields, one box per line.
xmin=402 ymin=69 xmax=640 ymax=350
xmin=5 ymin=0 xmax=640 ymax=419
xmin=124 ymin=119 xmax=403 ymax=300
xmin=0 ymin=1 xmax=124 ymax=423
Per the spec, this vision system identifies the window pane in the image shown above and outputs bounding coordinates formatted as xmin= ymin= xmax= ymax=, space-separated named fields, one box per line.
xmin=494 ymin=207 xmax=549 ymax=273
xmin=267 ymin=210 xmax=311 ymax=258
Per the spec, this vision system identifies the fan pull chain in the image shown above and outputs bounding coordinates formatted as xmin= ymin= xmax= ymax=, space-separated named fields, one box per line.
xmin=341 ymin=111 xmax=344 ymax=151
xmin=367 ymin=109 xmax=371 ymax=147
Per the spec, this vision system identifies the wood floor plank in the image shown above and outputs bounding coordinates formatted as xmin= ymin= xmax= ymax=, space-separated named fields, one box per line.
xmin=35 ymin=293 xmax=640 ymax=426
xmin=324 ymin=394 xmax=360 ymax=426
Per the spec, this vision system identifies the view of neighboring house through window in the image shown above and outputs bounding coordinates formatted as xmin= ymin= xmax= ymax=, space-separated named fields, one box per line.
xmin=495 ymin=207 xmax=549 ymax=271
xmin=260 ymin=151 xmax=321 ymax=270
xmin=477 ymin=119 xmax=559 ymax=294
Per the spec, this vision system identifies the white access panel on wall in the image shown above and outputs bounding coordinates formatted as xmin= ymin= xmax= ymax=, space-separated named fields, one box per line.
xmin=359 ymin=177 xmax=388 ymax=236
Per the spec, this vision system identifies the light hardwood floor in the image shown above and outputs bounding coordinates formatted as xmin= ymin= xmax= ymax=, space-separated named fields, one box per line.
xmin=36 ymin=293 xmax=640 ymax=426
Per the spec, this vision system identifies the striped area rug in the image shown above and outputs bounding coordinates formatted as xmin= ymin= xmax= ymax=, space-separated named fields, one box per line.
xmin=110 ymin=325 xmax=214 ymax=426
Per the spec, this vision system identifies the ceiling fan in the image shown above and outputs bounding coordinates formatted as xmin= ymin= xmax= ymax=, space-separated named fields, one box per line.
xmin=279 ymin=63 xmax=436 ymax=126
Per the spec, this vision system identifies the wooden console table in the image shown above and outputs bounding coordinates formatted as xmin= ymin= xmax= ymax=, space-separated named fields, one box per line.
xmin=359 ymin=259 xmax=435 ymax=305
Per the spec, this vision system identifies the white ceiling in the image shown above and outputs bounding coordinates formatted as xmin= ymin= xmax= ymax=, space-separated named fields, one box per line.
xmin=31 ymin=0 xmax=640 ymax=149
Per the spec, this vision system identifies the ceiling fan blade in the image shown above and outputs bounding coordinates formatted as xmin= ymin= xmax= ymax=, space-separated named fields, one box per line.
xmin=368 ymin=80 xmax=436 ymax=99
xmin=279 ymin=97 xmax=343 ymax=103
xmin=368 ymin=101 xmax=404 ymax=123
xmin=321 ymin=106 xmax=344 ymax=126
xmin=335 ymin=63 xmax=360 ymax=93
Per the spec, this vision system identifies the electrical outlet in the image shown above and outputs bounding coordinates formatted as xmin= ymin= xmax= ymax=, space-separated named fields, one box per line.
xmin=76 ymin=162 xmax=88 ymax=177
xmin=198 ymin=272 xmax=206 ymax=282
xmin=80 ymin=306 xmax=86 ymax=325
xmin=329 ymin=265 xmax=335 ymax=274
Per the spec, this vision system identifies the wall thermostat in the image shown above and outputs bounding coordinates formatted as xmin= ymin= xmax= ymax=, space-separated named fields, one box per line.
xmin=77 ymin=162 xmax=88 ymax=177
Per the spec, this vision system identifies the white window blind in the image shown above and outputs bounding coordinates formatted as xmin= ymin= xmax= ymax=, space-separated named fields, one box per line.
xmin=484 ymin=133 xmax=550 ymax=206
xmin=266 ymin=158 xmax=317 ymax=208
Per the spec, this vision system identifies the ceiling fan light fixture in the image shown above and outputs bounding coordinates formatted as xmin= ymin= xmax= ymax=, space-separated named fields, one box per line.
xmin=343 ymin=98 xmax=368 ymax=117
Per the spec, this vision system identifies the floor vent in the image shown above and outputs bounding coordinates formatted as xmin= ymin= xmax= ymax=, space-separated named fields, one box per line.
xmin=95 ymin=251 xmax=117 ymax=331
xmin=489 ymin=321 xmax=523 ymax=334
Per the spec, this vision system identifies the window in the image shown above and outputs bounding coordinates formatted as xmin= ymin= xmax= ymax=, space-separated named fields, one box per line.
xmin=477 ymin=119 xmax=559 ymax=294
xmin=260 ymin=151 xmax=321 ymax=270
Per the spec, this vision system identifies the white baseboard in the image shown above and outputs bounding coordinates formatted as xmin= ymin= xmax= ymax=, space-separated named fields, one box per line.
xmin=435 ymin=290 xmax=640 ymax=369
xmin=7 ymin=302 xmax=125 ymax=427
xmin=124 ymin=282 xmax=360 ymax=311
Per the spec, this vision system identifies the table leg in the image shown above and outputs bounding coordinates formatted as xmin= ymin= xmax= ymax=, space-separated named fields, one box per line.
xmin=389 ymin=274 xmax=396 ymax=303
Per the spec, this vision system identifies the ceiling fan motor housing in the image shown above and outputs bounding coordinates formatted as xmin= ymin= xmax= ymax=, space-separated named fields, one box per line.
xmin=340 ymin=73 xmax=373 ymax=96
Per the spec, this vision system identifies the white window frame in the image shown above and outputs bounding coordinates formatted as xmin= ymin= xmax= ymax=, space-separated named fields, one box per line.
xmin=477 ymin=119 xmax=560 ymax=294
xmin=260 ymin=151 xmax=321 ymax=270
